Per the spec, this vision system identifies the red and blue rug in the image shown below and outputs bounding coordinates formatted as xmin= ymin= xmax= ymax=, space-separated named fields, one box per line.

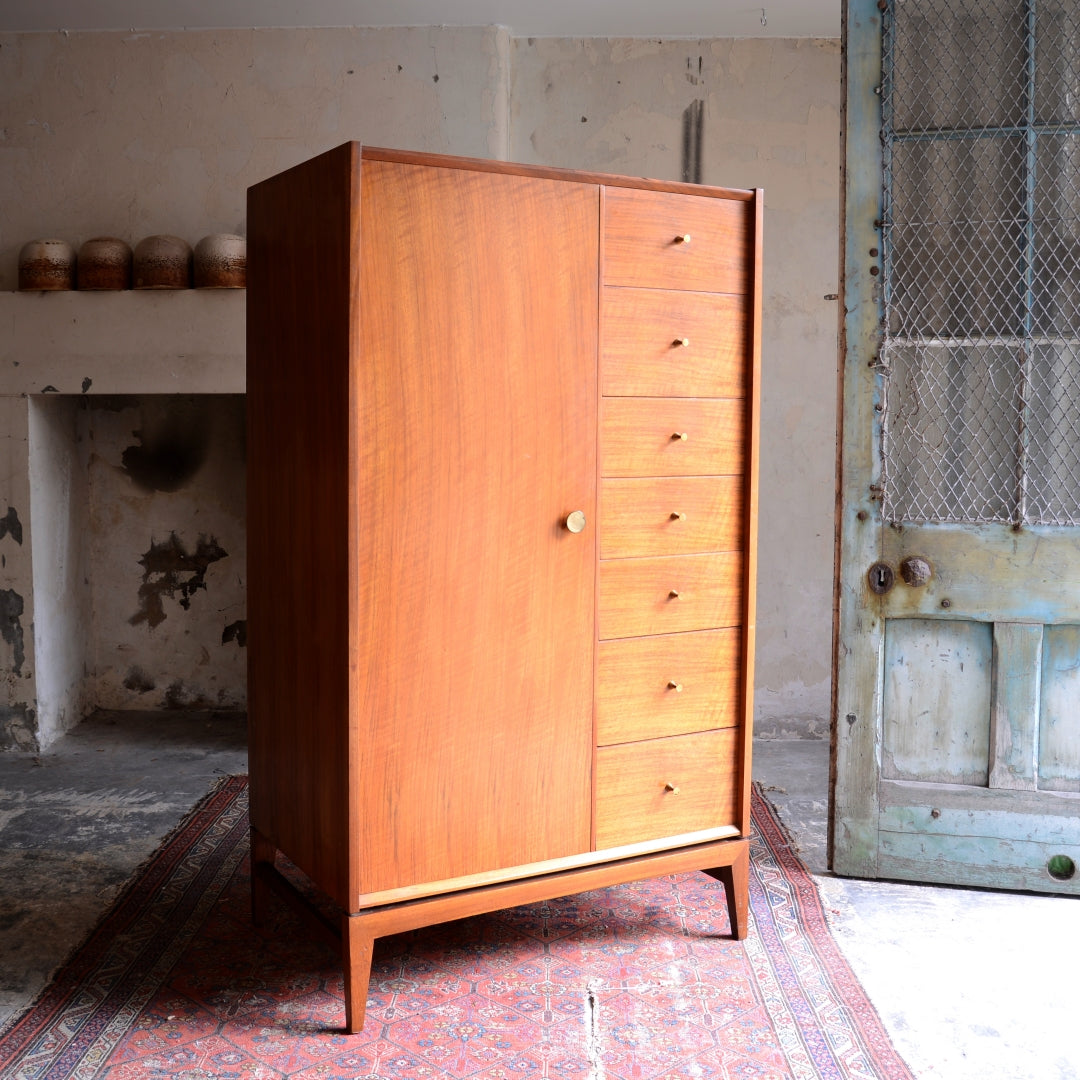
xmin=0 ymin=778 xmax=913 ymax=1079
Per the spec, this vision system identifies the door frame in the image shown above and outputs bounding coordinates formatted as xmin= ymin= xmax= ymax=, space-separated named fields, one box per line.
xmin=831 ymin=0 xmax=887 ymax=877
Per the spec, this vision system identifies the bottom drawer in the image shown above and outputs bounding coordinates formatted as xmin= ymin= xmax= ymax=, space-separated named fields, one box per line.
xmin=594 ymin=728 xmax=740 ymax=850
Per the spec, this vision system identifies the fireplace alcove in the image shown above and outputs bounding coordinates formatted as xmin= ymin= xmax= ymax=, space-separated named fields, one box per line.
xmin=1 ymin=290 xmax=246 ymax=750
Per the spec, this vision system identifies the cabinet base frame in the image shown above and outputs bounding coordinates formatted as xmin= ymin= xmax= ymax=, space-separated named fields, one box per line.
xmin=251 ymin=827 xmax=749 ymax=1033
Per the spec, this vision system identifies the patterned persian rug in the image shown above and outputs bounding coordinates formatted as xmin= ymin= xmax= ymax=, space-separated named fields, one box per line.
xmin=0 ymin=777 xmax=913 ymax=1080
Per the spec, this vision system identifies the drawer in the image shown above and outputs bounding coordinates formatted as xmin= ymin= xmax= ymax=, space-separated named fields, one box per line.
xmin=601 ymin=287 xmax=747 ymax=398
xmin=601 ymin=398 xmax=744 ymax=478
xmin=598 ymin=552 xmax=742 ymax=640
xmin=597 ymin=629 xmax=741 ymax=745
xmin=600 ymin=476 xmax=742 ymax=558
xmin=603 ymin=186 xmax=752 ymax=294
xmin=595 ymin=728 xmax=740 ymax=849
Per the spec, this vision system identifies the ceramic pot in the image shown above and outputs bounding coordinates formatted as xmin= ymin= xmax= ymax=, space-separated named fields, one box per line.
xmin=133 ymin=234 xmax=192 ymax=289
xmin=78 ymin=236 xmax=132 ymax=290
xmin=194 ymin=233 xmax=246 ymax=289
xmin=18 ymin=238 xmax=76 ymax=291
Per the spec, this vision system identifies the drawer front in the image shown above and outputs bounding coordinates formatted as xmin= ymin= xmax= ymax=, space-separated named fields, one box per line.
xmin=601 ymin=287 xmax=747 ymax=398
xmin=597 ymin=629 xmax=741 ymax=745
xmin=598 ymin=552 xmax=742 ymax=640
xmin=601 ymin=398 xmax=745 ymax=478
xmin=603 ymin=186 xmax=752 ymax=294
xmin=595 ymin=728 xmax=740 ymax=849
xmin=600 ymin=476 xmax=743 ymax=559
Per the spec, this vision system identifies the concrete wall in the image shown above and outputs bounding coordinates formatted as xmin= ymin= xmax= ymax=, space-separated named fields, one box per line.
xmin=0 ymin=26 xmax=840 ymax=746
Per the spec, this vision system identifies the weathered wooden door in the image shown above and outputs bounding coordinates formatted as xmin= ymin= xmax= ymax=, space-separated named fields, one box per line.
xmin=834 ymin=0 xmax=1080 ymax=893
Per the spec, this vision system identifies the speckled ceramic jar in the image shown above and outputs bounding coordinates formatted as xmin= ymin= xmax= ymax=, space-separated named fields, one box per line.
xmin=133 ymin=234 xmax=192 ymax=289
xmin=18 ymin=238 xmax=76 ymax=291
xmin=193 ymin=233 xmax=246 ymax=288
xmin=77 ymin=236 xmax=132 ymax=290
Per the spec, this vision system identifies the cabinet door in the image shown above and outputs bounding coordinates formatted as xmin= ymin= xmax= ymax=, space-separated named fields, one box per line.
xmin=353 ymin=160 xmax=598 ymax=896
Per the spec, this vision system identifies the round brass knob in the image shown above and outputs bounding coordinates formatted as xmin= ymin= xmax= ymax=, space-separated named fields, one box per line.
xmin=674 ymin=234 xmax=691 ymax=244
xmin=565 ymin=510 xmax=587 ymax=534
xmin=668 ymin=681 xmax=683 ymax=692
xmin=669 ymin=589 xmax=681 ymax=599
xmin=674 ymin=337 xmax=690 ymax=348
xmin=671 ymin=511 xmax=686 ymax=521
xmin=672 ymin=432 xmax=688 ymax=441
xmin=664 ymin=782 xmax=681 ymax=794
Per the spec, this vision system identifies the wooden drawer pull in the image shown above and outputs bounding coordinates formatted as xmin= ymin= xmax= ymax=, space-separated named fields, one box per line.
xmin=670 ymin=511 xmax=686 ymax=521
xmin=674 ymin=234 xmax=691 ymax=245
xmin=673 ymin=337 xmax=690 ymax=348
xmin=669 ymin=589 xmax=681 ymax=599
xmin=668 ymin=680 xmax=683 ymax=692
xmin=672 ymin=431 xmax=688 ymax=441
xmin=664 ymin=782 xmax=682 ymax=795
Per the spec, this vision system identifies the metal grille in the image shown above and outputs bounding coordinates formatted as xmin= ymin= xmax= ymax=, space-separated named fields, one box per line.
xmin=880 ymin=0 xmax=1080 ymax=524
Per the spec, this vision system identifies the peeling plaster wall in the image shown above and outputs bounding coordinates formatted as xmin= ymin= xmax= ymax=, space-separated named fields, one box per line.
xmin=85 ymin=396 xmax=246 ymax=713
xmin=512 ymin=37 xmax=841 ymax=737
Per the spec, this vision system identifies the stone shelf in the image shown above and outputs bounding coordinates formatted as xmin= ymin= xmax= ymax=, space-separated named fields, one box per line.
xmin=0 ymin=290 xmax=245 ymax=396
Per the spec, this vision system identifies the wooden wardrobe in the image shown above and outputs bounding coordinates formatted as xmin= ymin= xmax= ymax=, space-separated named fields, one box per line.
xmin=246 ymin=143 xmax=762 ymax=1033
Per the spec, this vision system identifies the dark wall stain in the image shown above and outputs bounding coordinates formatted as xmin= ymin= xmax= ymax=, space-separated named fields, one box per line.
xmin=123 ymin=666 xmax=156 ymax=693
xmin=130 ymin=533 xmax=228 ymax=628
xmin=0 ymin=507 xmax=23 ymax=545
xmin=222 ymin=620 xmax=247 ymax=647
xmin=81 ymin=377 xmax=92 ymax=394
xmin=121 ymin=401 xmax=211 ymax=492
xmin=681 ymin=98 xmax=705 ymax=185
xmin=0 ymin=703 xmax=36 ymax=750
xmin=163 ymin=680 xmax=214 ymax=709
xmin=0 ymin=589 xmax=25 ymax=674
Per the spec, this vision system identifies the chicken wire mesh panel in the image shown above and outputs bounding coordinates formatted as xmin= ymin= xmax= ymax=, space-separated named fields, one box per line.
xmin=880 ymin=0 xmax=1080 ymax=524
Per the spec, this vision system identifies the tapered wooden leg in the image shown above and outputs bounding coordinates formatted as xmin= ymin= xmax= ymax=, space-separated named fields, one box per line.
xmin=704 ymin=839 xmax=750 ymax=940
xmin=343 ymin=914 xmax=375 ymax=1034
xmin=250 ymin=828 xmax=277 ymax=928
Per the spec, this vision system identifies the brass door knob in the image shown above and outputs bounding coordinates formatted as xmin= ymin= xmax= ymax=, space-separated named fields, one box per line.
xmin=565 ymin=510 xmax=587 ymax=533
xmin=674 ymin=337 xmax=690 ymax=348
xmin=664 ymin=782 xmax=681 ymax=794
xmin=674 ymin=234 xmax=691 ymax=244
xmin=668 ymin=681 xmax=683 ymax=692
xmin=670 ymin=511 xmax=686 ymax=521
xmin=672 ymin=432 xmax=688 ymax=441
xmin=668 ymin=589 xmax=681 ymax=599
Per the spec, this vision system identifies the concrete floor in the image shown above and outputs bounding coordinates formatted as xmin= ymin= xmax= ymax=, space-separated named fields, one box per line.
xmin=0 ymin=713 xmax=1077 ymax=1078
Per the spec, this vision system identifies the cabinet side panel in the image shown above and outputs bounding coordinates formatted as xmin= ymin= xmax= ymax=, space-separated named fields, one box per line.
xmin=355 ymin=161 xmax=598 ymax=895
xmin=246 ymin=143 xmax=357 ymax=907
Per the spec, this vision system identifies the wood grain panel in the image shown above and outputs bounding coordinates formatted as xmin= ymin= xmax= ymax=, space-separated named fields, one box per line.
xmin=601 ymin=287 xmax=747 ymax=398
xmin=597 ymin=629 xmax=741 ymax=745
xmin=601 ymin=398 xmax=745 ymax=477
xmin=595 ymin=728 xmax=740 ymax=849
xmin=353 ymin=159 xmax=598 ymax=895
xmin=598 ymin=552 xmax=743 ymax=640
xmin=246 ymin=142 xmax=359 ymax=909
xmin=599 ymin=476 xmax=742 ymax=558
xmin=602 ymin=186 xmax=751 ymax=293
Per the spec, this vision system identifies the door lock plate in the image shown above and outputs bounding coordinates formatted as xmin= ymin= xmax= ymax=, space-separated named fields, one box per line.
xmin=867 ymin=562 xmax=895 ymax=595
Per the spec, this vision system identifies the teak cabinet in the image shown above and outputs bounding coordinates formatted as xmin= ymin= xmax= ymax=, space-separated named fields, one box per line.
xmin=246 ymin=144 xmax=762 ymax=1033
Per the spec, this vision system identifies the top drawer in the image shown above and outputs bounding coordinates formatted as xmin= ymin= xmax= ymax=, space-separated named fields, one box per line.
xmin=603 ymin=187 xmax=752 ymax=294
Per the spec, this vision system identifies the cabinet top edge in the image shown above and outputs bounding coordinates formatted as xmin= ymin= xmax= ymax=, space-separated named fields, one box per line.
xmin=246 ymin=141 xmax=757 ymax=202
xmin=359 ymin=145 xmax=758 ymax=201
